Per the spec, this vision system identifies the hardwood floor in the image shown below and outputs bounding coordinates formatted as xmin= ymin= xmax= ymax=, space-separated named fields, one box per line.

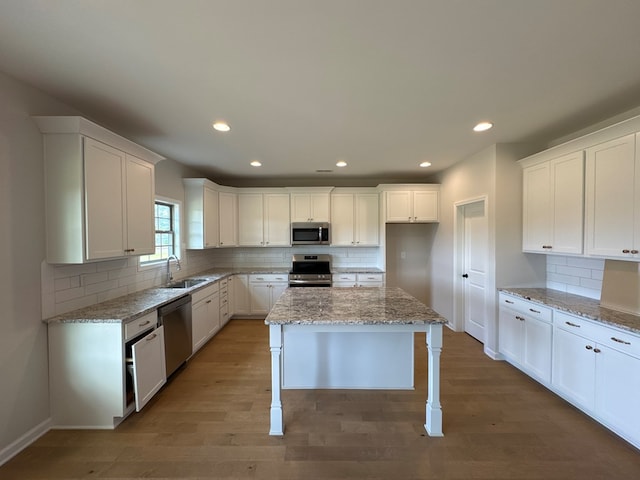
xmin=2 ymin=319 xmax=639 ymax=479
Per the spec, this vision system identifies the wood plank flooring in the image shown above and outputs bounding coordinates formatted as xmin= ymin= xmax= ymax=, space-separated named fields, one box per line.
xmin=2 ymin=319 xmax=639 ymax=479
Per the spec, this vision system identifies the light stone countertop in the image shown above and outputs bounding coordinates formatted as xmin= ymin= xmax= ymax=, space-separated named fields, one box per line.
xmin=265 ymin=287 xmax=447 ymax=326
xmin=500 ymin=288 xmax=640 ymax=335
xmin=331 ymin=267 xmax=385 ymax=274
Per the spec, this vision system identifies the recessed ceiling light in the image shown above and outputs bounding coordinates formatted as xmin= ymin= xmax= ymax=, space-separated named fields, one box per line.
xmin=419 ymin=161 xmax=432 ymax=168
xmin=250 ymin=160 xmax=262 ymax=167
xmin=336 ymin=160 xmax=347 ymax=168
xmin=473 ymin=121 xmax=493 ymax=132
xmin=213 ymin=121 xmax=231 ymax=132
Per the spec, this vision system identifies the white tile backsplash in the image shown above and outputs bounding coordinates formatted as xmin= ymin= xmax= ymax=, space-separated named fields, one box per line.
xmin=546 ymin=255 xmax=604 ymax=300
xmin=42 ymin=246 xmax=381 ymax=317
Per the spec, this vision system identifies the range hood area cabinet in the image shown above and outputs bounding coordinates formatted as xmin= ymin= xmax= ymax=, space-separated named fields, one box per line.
xmin=519 ymin=114 xmax=640 ymax=262
xmin=35 ymin=116 xmax=163 ymax=264
xmin=379 ymin=184 xmax=440 ymax=223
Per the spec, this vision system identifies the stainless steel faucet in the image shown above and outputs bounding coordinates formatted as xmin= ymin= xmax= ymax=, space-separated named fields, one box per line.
xmin=166 ymin=255 xmax=181 ymax=283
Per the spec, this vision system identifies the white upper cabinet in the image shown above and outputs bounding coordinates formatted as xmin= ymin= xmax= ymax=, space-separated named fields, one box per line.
xmin=218 ymin=190 xmax=238 ymax=247
xmin=238 ymin=191 xmax=290 ymax=246
xmin=522 ymin=151 xmax=584 ymax=254
xmin=289 ymin=189 xmax=332 ymax=223
xmin=183 ymin=178 xmax=221 ymax=249
xmin=36 ymin=117 xmax=161 ymax=264
xmin=382 ymin=185 xmax=439 ymax=223
xmin=585 ymin=133 xmax=639 ymax=259
xmin=331 ymin=190 xmax=379 ymax=246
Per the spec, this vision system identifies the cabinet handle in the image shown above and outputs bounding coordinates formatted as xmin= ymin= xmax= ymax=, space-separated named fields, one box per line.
xmin=529 ymin=308 xmax=541 ymax=314
xmin=504 ymin=299 xmax=514 ymax=304
xmin=594 ymin=348 xmax=601 ymax=353
xmin=611 ymin=337 xmax=631 ymax=345
xmin=542 ymin=245 xmax=552 ymax=249
xmin=414 ymin=216 xmax=417 ymax=221
xmin=622 ymin=249 xmax=630 ymax=253
xmin=585 ymin=345 xmax=593 ymax=350
xmin=146 ymin=333 xmax=157 ymax=341
xmin=515 ymin=315 xmax=525 ymax=321
xmin=138 ymin=320 xmax=151 ymax=327
xmin=632 ymin=250 xmax=639 ymax=254
xmin=206 ymin=300 xmax=212 ymax=304
xmin=565 ymin=321 xmax=581 ymax=328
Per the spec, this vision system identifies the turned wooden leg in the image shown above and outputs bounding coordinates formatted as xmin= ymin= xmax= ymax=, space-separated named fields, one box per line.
xmin=269 ymin=324 xmax=284 ymax=435
xmin=424 ymin=323 xmax=443 ymax=436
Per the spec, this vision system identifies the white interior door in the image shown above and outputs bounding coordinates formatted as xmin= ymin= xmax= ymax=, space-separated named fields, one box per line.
xmin=462 ymin=201 xmax=487 ymax=342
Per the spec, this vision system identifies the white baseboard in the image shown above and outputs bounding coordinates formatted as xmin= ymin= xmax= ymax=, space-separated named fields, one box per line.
xmin=484 ymin=346 xmax=503 ymax=360
xmin=0 ymin=418 xmax=51 ymax=467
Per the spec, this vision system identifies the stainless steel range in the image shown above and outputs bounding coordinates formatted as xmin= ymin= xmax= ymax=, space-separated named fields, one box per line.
xmin=288 ymin=254 xmax=332 ymax=287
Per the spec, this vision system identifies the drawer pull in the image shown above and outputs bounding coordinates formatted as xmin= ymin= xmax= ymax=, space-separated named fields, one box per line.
xmin=611 ymin=337 xmax=631 ymax=345
xmin=565 ymin=321 xmax=581 ymax=328
xmin=206 ymin=300 xmax=212 ymax=304
xmin=622 ymin=249 xmax=631 ymax=254
xmin=515 ymin=315 xmax=525 ymax=321
xmin=529 ymin=308 xmax=541 ymax=314
xmin=504 ymin=299 xmax=514 ymax=304
xmin=632 ymin=250 xmax=639 ymax=254
xmin=594 ymin=348 xmax=601 ymax=353
xmin=146 ymin=333 xmax=157 ymax=341
xmin=585 ymin=345 xmax=593 ymax=350
xmin=139 ymin=320 xmax=151 ymax=327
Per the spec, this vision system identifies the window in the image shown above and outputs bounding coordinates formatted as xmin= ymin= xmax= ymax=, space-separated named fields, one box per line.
xmin=139 ymin=199 xmax=181 ymax=265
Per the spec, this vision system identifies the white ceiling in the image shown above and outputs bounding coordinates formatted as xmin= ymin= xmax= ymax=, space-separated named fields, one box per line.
xmin=2 ymin=0 xmax=640 ymax=184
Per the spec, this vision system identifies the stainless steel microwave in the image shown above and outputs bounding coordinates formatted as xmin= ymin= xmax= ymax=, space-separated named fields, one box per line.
xmin=291 ymin=222 xmax=330 ymax=245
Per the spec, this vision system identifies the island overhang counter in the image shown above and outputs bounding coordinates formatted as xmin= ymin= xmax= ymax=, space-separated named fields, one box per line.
xmin=264 ymin=287 xmax=448 ymax=437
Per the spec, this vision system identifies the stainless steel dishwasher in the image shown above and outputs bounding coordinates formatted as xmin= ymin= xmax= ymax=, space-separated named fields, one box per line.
xmin=158 ymin=294 xmax=192 ymax=377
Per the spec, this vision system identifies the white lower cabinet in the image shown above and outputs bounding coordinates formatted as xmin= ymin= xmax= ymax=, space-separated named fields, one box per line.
xmin=498 ymin=293 xmax=552 ymax=383
xmin=219 ymin=278 xmax=230 ymax=326
xmin=48 ymin=310 xmax=165 ymax=428
xmin=191 ymin=282 xmax=220 ymax=353
xmin=332 ymin=272 xmax=384 ymax=288
xmin=233 ymin=274 xmax=251 ymax=316
xmin=249 ymin=274 xmax=288 ymax=315
xmin=552 ymin=311 xmax=640 ymax=447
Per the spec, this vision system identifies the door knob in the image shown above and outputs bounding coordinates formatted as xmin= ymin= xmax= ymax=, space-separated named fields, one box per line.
xmin=462 ymin=274 xmax=469 ymax=278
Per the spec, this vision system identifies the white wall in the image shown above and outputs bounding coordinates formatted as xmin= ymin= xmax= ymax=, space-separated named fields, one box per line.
xmin=430 ymin=144 xmax=546 ymax=357
xmin=0 ymin=71 xmax=79 ymax=463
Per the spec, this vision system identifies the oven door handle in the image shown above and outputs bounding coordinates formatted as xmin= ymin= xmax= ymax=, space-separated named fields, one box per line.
xmin=288 ymin=280 xmax=331 ymax=285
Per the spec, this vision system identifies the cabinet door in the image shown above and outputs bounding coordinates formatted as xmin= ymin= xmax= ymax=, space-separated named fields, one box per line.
xmin=238 ymin=194 xmax=264 ymax=246
xmin=585 ymin=134 xmax=636 ymax=258
xmin=125 ymin=154 xmax=155 ymax=255
xmin=270 ymin=283 xmax=288 ymax=307
xmin=331 ymin=194 xmax=356 ymax=245
xmin=309 ymin=193 xmax=330 ymax=222
xmin=84 ymin=138 xmax=126 ymax=260
xmin=131 ymin=326 xmax=166 ymax=411
xmin=219 ymin=191 xmax=238 ymax=247
xmin=552 ymin=327 xmax=596 ymax=410
xmin=550 ymin=152 xmax=584 ymax=255
xmin=498 ymin=307 xmax=523 ymax=364
xmin=523 ymin=317 xmax=552 ymax=383
xmin=264 ymin=194 xmax=290 ymax=246
xmin=522 ymin=162 xmax=551 ymax=253
xmin=233 ymin=275 xmax=251 ymax=314
xmin=250 ymin=283 xmax=271 ymax=314
xmin=413 ymin=191 xmax=439 ymax=222
xmin=291 ymin=194 xmax=312 ymax=222
xmin=385 ymin=191 xmax=412 ymax=222
xmin=355 ymin=193 xmax=379 ymax=245
xmin=192 ymin=297 xmax=210 ymax=352
xmin=596 ymin=345 xmax=640 ymax=442
xmin=203 ymin=187 xmax=219 ymax=248
xmin=208 ymin=291 xmax=220 ymax=336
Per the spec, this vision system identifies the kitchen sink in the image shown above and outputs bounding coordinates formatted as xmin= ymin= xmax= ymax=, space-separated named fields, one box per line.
xmin=163 ymin=278 xmax=208 ymax=289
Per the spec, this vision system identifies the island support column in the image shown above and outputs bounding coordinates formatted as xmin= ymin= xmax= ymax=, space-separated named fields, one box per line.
xmin=425 ymin=323 xmax=444 ymax=436
xmin=269 ymin=324 xmax=284 ymax=435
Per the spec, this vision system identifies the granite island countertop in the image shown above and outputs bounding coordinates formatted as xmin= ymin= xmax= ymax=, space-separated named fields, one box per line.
xmin=499 ymin=287 xmax=640 ymax=335
xmin=265 ymin=287 xmax=447 ymax=326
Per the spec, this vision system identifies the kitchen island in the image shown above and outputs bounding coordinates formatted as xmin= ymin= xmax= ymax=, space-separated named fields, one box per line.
xmin=265 ymin=287 xmax=448 ymax=436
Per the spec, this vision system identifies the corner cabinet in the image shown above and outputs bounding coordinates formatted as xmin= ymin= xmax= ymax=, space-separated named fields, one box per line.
xmin=184 ymin=178 xmax=220 ymax=249
xmin=380 ymin=185 xmax=440 ymax=223
xmin=35 ymin=116 xmax=162 ymax=264
xmin=522 ymin=152 xmax=584 ymax=255
xmin=585 ymin=133 xmax=640 ymax=260
xmin=330 ymin=189 xmax=379 ymax=246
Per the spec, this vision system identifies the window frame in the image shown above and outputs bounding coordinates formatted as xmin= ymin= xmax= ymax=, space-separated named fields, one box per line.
xmin=138 ymin=195 xmax=182 ymax=269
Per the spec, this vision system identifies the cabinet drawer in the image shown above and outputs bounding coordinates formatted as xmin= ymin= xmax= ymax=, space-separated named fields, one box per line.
xmin=125 ymin=311 xmax=157 ymax=341
xmin=600 ymin=328 xmax=640 ymax=358
xmin=499 ymin=293 xmax=552 ymax=323
xmin=191 ymin=282 xmax=218 ymax=304
xmin=332 ymin=273 xmax=356 ymax=282
xmin=554 ymin=311 xmax=601 ymax=340
xmin=249 ymin=274 xmax=288 ymax=283
xmin=357 ymin=273 xmax=384 ymax=283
